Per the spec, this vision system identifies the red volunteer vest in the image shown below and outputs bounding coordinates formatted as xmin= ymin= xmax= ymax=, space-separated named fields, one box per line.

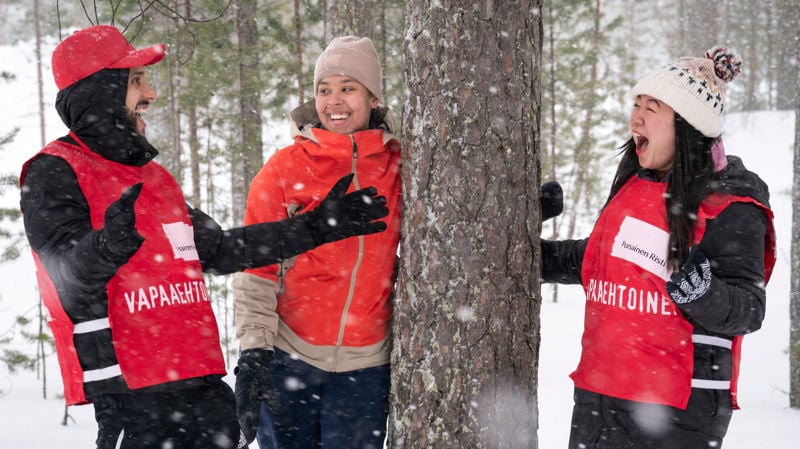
xmin=24 ymin=139 xmax=225 ymax=404
xmin=572 ymin=176 xmax=774 ymax=410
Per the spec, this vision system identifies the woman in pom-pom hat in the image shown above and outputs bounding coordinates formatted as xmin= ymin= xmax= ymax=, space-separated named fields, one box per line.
xmin=541 ymin=47 xmax=775 ymax=448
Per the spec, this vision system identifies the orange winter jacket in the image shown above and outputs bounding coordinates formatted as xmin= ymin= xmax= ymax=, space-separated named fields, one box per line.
xmin=234 ymin=103 xmax=401 ymax=372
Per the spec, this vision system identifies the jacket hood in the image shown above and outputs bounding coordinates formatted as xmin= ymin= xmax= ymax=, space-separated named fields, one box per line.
xmin=288 ymin=100 xmax=397 ymax=145
xmin=710 ymin=155 xmax=770 ymax=208
xmin=636 ymin=156 xmax=770 ymax=209
xmin=55 ymin=68 xmax=158 ymax=166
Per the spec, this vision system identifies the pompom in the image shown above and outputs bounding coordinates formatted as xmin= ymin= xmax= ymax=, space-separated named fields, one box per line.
xmin=705 ymin=46 xmax=742 ymax=83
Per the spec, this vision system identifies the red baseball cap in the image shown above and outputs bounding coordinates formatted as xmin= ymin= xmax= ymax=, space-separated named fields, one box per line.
xmin=52 ymin=25 xmax=166 ymax=90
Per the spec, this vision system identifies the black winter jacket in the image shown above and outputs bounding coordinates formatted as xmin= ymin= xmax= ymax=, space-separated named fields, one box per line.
xmin=20 ymin=69 xmax=315 ymax=397
xmin=541 ymin=156 xmax=772 ymax=391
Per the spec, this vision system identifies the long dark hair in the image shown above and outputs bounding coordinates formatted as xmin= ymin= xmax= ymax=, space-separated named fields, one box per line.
xmin=603 ymin=114 xmax=715 ymax=269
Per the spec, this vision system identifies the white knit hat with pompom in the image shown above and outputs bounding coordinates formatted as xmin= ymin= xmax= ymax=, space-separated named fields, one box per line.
xmin=631 ymin=46 xmax=742 ymax=137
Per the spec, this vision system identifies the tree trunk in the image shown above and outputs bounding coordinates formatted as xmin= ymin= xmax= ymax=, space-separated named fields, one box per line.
xmin=34 ymin=0 xmax=45 ymax=149
xmin=294 ymin=0 xmax=305 ymax=106
xmin=390 ymin=2 xmax=543 ymax=448
xmin=37 ymin=295 xmax=47 ymax=399
xmin=233 ymin=0 xmax=264 ymax=221
xmin=328 ymin=0 xmax=374 ymax=38
xmin=774 ymin=0 xmax=800 ymax=111
xmin=166 ymin=22 xmax=184 ymax=184
xmin=790 ymin=17 xmax=800 ymax=408
xmin=743 ymin=1 xmax=761 ymax=111
xmin=186 ymin=97 xmax=200 ymax=204
xmin=61 ymin=404 xmax=73 ymax=426
xmin=33 ymin=0 xmax=49 ymax=402
xmin=379 ymin=0 xmax=387 ymax=98
xmin=184 ymin=1 xmax=201 ymax=205
xmin=544 ymin=0 xmax=559 ymax=303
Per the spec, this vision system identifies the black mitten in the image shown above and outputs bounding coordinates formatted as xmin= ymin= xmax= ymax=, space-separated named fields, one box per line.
xmin=541 ymin=181 xmax=564 ymax=221
xmin=235 ymin=349 xmax=280 ymax=445
xmin=301 ymin=173 xmax=389 ymax=246
xmin=98 ymin=183 xmax=145 ymax=263
xmin=666 ymin=246 xmax=713 ymax=304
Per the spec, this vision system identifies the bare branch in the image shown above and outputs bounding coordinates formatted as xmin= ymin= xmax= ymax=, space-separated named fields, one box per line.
xmin=78 ymin=0 xmax=95 ymax=25
xmin=122 ymin=0 xmax=158 ymax=37
xmin=109 ymin=0 xmax=122 ymax=26
xmin=56 ymin=0 xmax=64 ymax=40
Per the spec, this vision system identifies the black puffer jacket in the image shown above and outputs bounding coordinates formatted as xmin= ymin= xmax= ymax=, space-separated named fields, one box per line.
xmin=542 ymin=156 xmax=771 ymax=336
xmin=541 ymin=157 xmax=772 ymax=391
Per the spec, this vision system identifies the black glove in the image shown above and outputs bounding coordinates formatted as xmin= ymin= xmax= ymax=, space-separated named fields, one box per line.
xmin=302 ymin=173 xmax=389 ymax=246
xmin=541 ymin=181 xmax=563 ymax=222
xmin=98 ymin=183 xmax=145 ymax=263
xmin=666 ymin=247 xmax=712 ymax=304
xmin=235 ymin=348 xmax=280 ymax=445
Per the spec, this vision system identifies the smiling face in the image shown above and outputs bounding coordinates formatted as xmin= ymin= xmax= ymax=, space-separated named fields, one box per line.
xmin=630 ymin=94 xmax=676 ymax=177
xmin=125 ymin=66 xmax=157 ymax=136
xmin=315 ymin=75 xmax=378 ymax=135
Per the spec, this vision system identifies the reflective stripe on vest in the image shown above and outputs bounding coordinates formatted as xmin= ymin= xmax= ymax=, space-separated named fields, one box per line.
xmin=692 ymin=333 xmax=732 ymax=390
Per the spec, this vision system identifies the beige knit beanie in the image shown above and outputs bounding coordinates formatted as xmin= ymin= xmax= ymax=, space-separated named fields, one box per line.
xmin=314 ymin=36 xmax=383 ymax=104
xmin=631 ymin=46 xmax=742 ymax=138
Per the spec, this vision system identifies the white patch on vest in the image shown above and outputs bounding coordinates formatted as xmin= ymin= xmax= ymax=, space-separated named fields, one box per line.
xmin=162 ymin=222 xmax=200 ymax=261
xmin=610 ymin=216 xmax=670 ymax=281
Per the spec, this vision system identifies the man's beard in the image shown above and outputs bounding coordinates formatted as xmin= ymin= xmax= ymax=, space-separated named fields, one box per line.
xmin=125 ymin=108 xmax=146 ymax=138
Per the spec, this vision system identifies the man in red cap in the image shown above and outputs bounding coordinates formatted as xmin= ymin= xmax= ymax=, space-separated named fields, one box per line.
xmin=19 ymin=25 xmax=390 ymax=449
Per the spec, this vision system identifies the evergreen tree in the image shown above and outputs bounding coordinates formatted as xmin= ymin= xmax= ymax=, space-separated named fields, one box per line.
xmin=0 ymin=301 xmax=55 ymax=388
xmin=540 ymin=0 xmax=628 ymax=241
xmin=0 ymin=72 xmax=22 ymax=262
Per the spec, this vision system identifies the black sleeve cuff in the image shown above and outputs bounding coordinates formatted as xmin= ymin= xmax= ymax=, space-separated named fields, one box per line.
xmin=541 ymin=238 xmax=587 ymax=284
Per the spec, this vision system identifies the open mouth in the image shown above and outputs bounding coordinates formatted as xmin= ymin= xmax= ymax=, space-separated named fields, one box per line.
xmin=134 ymin=103 xmax=148 ymax=131
xmin=329 ymin=112 xmax=350 ymax=121
xmin=135 ymin=102 xmax=149 ymax=117
xmin=633 ymin=132 xmax=649 ymax=153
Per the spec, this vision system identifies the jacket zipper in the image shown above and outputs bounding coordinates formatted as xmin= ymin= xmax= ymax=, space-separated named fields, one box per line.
xmin=333 ymin=135 xmax=365 ymax=370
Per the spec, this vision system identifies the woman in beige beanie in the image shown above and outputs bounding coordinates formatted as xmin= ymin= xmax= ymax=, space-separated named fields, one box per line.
xmin=233 ymin=35 xmax=401 ymax=449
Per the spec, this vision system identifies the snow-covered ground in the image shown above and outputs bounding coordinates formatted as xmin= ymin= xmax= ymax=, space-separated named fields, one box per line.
xmin=1 ymin=39 xmax=799 ymax=448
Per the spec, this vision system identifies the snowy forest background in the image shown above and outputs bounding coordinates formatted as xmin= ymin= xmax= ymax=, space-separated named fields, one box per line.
xmin=0 ymin=1 xmax=799 ymax=448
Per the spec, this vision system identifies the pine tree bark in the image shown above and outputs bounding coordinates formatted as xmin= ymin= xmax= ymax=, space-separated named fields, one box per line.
xmin=293 ymin=0 xmax=305 ymax=106
xmin=790 ymin=19 xmax=800 ymax=408
xmin=327 ymin=0 xmax=375 ymax=38
xmin=165 ymin=17 xmax=184 ymax=184
xmin=233 ymin=0 xmax=264 ymax=221
xmin=33 ymin=0 xmax=49 ymax=401
xmin=774 ymin=0 xmax=800 ymax=110
xmin=183 ymin=1 xmax=201 ymax=204
xmin=390 ymin=2 xmax=543 ymax=448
